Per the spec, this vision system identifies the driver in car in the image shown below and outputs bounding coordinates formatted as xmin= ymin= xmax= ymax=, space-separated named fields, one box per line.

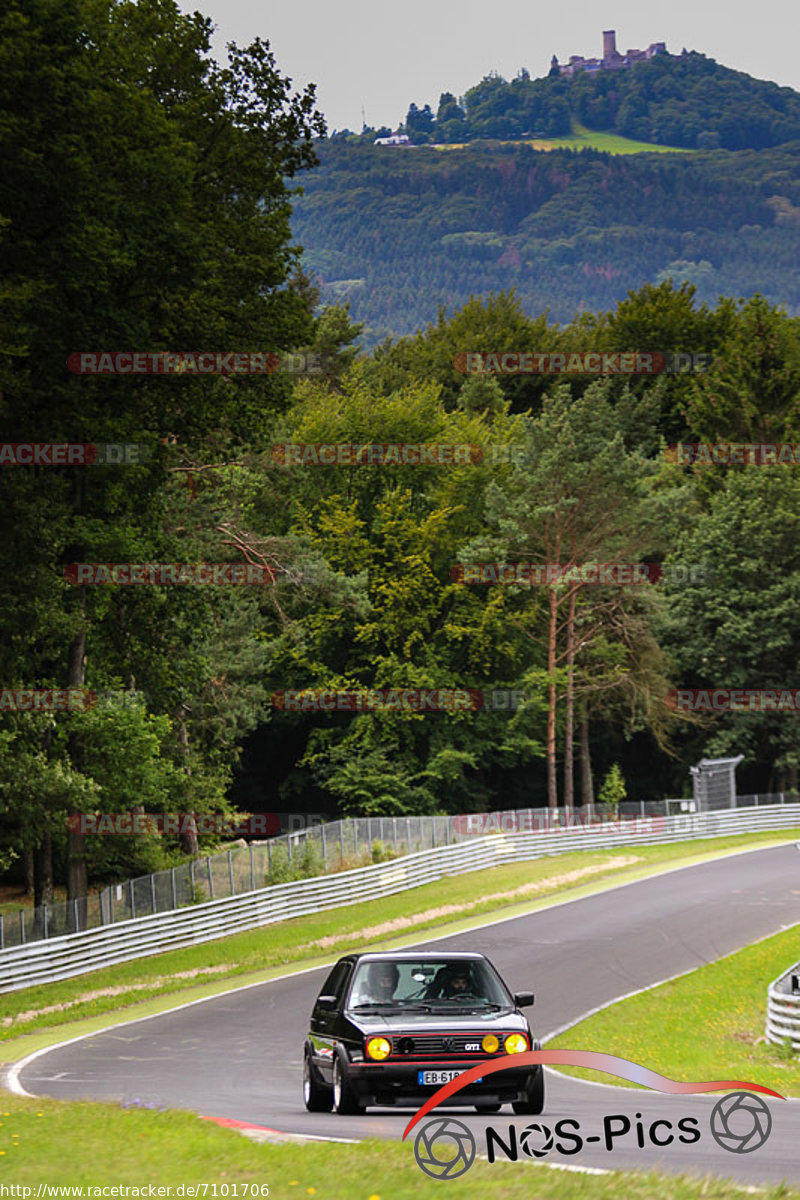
xmin=441 ymin=968 xmax=473 ymax=998
xmin=426 ymin=964 xmax=480 ymax=999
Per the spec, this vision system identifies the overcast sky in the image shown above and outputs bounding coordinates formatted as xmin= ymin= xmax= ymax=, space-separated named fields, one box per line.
xmin=190 ymin=0 xmax=799 ymax=134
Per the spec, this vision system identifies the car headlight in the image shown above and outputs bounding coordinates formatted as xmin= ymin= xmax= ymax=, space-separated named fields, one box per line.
xmin=504 ymin=1033 xmax=529 ymax=1054
xmin=481 ymin=1034 xmax=500 ymax=1053
xmin=366 ymin=1036 xmax=392 ymax=1061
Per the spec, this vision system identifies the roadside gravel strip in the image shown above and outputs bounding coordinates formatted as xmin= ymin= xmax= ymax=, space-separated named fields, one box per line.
xmin=6 ymin=842 xmax=800 ymax=1187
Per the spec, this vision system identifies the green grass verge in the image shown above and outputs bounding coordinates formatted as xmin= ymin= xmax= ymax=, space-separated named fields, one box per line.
xmin=0 ymin=1093 xmax=796 ymax=1197
xmin=549 ymin=922 xmax=800 ymax=1096
xmin=2 ymin=831 xmax=798 ymax=1054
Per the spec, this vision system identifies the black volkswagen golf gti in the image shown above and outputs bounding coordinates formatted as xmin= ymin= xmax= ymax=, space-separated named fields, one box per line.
xmin=303 ymin=951 xmax=543 ymax=1115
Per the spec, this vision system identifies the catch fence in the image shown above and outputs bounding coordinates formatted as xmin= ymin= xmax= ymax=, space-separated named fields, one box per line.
xmin=1 ymin=802 xmax=799 ymax=992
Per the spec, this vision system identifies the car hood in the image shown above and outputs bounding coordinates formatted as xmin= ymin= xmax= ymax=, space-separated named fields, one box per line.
xmin=346 ymin=1008 xmax=529 ymax=1034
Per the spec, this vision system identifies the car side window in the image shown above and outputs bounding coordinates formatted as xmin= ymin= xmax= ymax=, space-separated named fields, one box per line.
xmin=318 ymin=960 xmax=352 ymax=1006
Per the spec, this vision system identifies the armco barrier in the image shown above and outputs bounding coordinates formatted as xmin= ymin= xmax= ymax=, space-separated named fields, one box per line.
xmin=1 ymin=804 xmax=799 ymax=994
xmin=766 ymin=950 xmax=800 ymax=1053
xmin=9 ymin=795 xmax=792 ymax=949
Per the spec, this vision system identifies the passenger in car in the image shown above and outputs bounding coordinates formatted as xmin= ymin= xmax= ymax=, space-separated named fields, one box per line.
xmin=355 ymin=961 xmax=400 ymax=1003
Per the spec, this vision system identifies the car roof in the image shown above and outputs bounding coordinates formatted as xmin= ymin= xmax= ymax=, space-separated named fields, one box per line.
xmin=347 ymin=951 xmax=488 ymax=964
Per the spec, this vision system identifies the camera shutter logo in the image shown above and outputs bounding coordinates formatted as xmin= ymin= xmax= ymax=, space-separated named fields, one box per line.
xmin=520 ymin=1122 xmax=554 ymax=1158
xmin=710 ymin=1092 xmax=772 ymax=1153
xmin=414 ymin=1116 xmax=476 ymax=1179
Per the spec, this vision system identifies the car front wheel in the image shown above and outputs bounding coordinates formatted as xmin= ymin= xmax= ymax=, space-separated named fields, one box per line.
xmin=332 ymin=1053 xmax=366 ymax=1115
xmin=512 ymin=1066 xmax=545 ymax=1115
xmin=303 ymin=1049 xmax=333 ymax=1112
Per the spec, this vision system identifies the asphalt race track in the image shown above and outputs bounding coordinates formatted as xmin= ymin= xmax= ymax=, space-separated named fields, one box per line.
xmin=13 ymin=844 xmax=800 ymax=1186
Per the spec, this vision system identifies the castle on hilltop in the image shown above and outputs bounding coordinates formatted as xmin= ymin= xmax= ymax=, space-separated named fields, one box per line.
xmin=551 ymin=30 xmax=667 ymax=78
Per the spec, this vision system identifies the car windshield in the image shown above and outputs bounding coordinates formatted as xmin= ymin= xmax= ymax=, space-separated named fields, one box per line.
xmin=347 ymin=958 xmax=512 ymax=1008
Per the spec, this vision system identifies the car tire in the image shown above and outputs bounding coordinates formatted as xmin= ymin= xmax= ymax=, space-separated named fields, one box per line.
xmin=511 ymin=1066 xmax=545 ymax=1115
xmin=474 ymin=1103 xmax=502 ymax=1114
xmin=332 ymin=1051 xmax=366 ymax=1115
xmin=303 ymin=1048 xmax=333 ymax=1112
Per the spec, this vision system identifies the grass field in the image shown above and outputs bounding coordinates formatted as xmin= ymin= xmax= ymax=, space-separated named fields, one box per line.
xmin=432 ymin=122 xmax=694 ymax=155
xmin=0 ymin=1093 xmax=796 ymax=1198
xmin=548 ymin=922 xmax=800 ymax=1096
xmin=2 ymin=830 xmax=798 ymax=1053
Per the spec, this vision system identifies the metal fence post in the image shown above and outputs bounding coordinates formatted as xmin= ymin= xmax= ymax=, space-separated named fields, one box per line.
xmin=190 ymin=857 xmax=195 ymax=899
xmin=206 ymin=857 xmax=214 ymax=898
xmin=19 ymin=910 xmax=24 ymax=944
xmin=0 ymin=914 xmax=4 ymax=950
xmin=339 ymin=821 xmax=345 ymax=863
xmin=392 ymin=817 xmax=397 ymax=850
xmin=249 ymin=843 xmax=255 ymax=890
xmin=228 ymin=849 xmax=235 ymax=895
xmin=287 ymin=832 xmax=292 ymax=864
xmin=73 ymin=897 xmax=79 ymax=933
xmin=171 ymin=867 xmax=178 ymax=908
xmin=267 ymin=839 xmax=272 ymax=876
xmin=150 ymin=874 xmax=157 ymax=915
xmin=43 ymin=903 xmax=48 ymax=940
xmin=321 ymin=823 xmax=327 ymax=869
xmin=368 ymin=819 xmax=373 ymax=857
xmin=353 ymin=820 xmax=358 ymax=857
xmin=129 ymin=880 xmax=136 ymax=919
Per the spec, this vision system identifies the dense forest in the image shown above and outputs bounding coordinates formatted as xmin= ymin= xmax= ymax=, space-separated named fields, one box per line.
xmin=291 ymin=139 xmax=800 ymax=344
xmin=2 ymin=0 xmax=800 ymax=905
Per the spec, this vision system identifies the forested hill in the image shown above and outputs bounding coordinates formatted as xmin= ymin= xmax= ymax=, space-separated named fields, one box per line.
xmin=358 ymin=51 xmax=800 ymax=151
xmin=291 ymin=140 xmax=800 ymax=345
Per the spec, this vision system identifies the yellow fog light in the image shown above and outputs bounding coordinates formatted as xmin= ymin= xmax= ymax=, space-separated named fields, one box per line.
xmin=366 ymin=1036 xmax=392 ymax=1061
xmin=504 ymin=1033 xmax=528 ymax=1054
xmin=481 ymin=1034 xmax=500 ymax=1053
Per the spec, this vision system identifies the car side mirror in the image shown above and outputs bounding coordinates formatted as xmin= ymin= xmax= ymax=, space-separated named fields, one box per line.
xmin=315 ymin=994 xmax=338 ymax=1008
xmin=513 ymin=991 xmax=534 ymax=1008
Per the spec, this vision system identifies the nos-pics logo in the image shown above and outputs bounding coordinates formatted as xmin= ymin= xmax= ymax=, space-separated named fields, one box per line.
xmin=413 ymin=1093 xmax=773 ymax=1180
xmin=403 ymin=1051 xmax=781 ymax=1181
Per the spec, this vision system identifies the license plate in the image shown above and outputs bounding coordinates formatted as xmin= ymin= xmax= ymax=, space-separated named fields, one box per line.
xmin=418 ymin=1069 xmax=482 ymax=1086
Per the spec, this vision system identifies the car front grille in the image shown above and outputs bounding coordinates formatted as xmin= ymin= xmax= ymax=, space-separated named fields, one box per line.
xmin=390 ymin=1034 xmax=491 ymax=1058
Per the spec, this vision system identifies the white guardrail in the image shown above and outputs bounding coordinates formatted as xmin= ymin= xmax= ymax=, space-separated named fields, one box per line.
xmin=2 ymin=804 xmax=799 ymax=995
xmin=766 ymin=952 xmax=800 ymax=1052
